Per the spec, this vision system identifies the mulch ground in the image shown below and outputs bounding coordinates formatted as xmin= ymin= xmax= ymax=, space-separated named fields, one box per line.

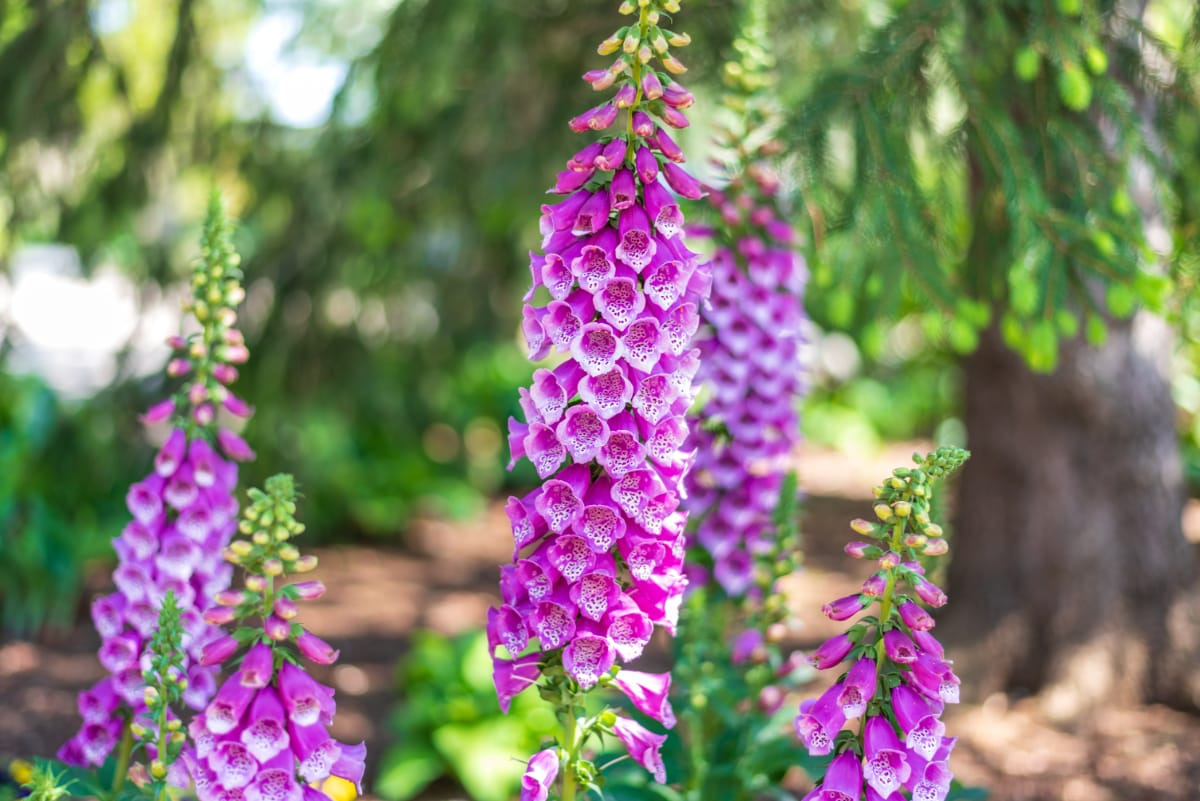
xmin=2 ymin=442 xmax=1199 ymax=801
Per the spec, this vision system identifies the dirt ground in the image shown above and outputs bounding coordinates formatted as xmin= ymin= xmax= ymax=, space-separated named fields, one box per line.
xmin=2 ymin=442 xmax=1199 ymax=801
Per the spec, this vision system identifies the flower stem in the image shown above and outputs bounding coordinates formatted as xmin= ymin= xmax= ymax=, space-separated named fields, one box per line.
xmin=110 ymin=720 xmax=134 ymax=796
xmin=561 ymin=701 xmax=578 ymax=801
xmin=875 ymin=519 xmax=906 ymax=674
xmin=625 ymin=4 xmax=650 ymax=162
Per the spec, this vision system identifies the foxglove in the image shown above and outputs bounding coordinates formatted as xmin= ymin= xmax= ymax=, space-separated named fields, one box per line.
xmin=61 ymin=194 xmax=256 ymax=770
xmin=795 ymin=448 xmax=968 ymax=801
xmin=186 ymin=475 xmax=366 ymax=801
xmin=492 ymin=0 xmax=706 ymax=795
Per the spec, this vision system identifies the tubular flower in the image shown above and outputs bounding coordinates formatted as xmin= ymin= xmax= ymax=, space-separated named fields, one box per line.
xmin=491 ymin=0 xmax=705 ymax=791
xmin=794 ymin=449 xmax=968 ymax=801
xmin=60 ymin=194 xmax=255 ymax=768
xmin=186 ymin=476 xmax=365 ymax=801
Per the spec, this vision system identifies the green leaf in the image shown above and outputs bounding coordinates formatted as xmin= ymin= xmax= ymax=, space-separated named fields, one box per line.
xmin=1013 ymin=46 xmax=1040 ymax=82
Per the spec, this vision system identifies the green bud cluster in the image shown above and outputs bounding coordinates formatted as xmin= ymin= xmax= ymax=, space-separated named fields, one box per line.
xmin=135 ymin=591 xmax=189 ymax=799
xmin=226 ymin=474 xmax=313 ymax=578
xmin=862 ymin=447 xmax=968 ymax=555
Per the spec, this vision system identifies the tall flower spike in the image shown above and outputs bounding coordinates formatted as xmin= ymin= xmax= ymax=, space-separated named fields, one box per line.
xmin=61 ymin=194 xmax=255 ymax=773
xmin=187 ymin=475 xmax=366 ymax=801
xmin=672 ymin=3 xmax=809 ymax=788
xmin=684 ymin=0 xmax=807 ymax=601
xmin=494 ymin=2 xmax=707 ymax=797
xmin=794 ymin=448 xmax=968 ymax=801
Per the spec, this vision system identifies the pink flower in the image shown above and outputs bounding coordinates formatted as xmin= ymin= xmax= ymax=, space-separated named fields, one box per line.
xmin=611 ymin=717 xmax=667 ymax=784
xmin=520 ymin=749 xmax=559 ymax=801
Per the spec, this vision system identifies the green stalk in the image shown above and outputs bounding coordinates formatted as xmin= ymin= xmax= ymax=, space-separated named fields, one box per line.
xmin=625 ymin=5 xmax=650 ymax=162
xmin=560 ymin=700 xmax=578 ymax=801
xmin=874 ymin=518 xmax=906 ymax=676
xmin=110 ymin=720 xmax=134 ymax=797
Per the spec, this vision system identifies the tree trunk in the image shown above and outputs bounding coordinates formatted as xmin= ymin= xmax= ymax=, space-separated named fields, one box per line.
xmin=944 ymin=320 xmax=1200 ymax=716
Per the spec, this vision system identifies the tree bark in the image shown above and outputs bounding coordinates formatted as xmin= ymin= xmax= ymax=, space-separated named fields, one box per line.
xmin=945 ymin=319 xmax=1200 ymax=716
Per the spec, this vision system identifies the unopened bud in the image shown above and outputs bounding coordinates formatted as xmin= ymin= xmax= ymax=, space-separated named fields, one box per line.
xmin=279 ymin=545 xmax=300 ymax=562
xmin=215 ymin=589 xmax=245 ymax=606
xmin=850 ymin=518 xmax=874 ymax=535
xmin=143 ymin=687 xmax=159 ymax=705
xmin=598 ymin=34 xmax=622 ymax=55
xmin=889 ymin=477 xmax=905 ymax=489
xmin=253 ymin=530 xmax=270 ymax=546
xmin=623 ymin=32 xmax=639 ymax=53
xmin=130 ymin=723 xmax=149 ymax=739
xmin=924 ymin=523 xmax=944 ymax=538
xmin=245 ymin=575 xmax=267 ymax=592
xmin=923 ymin=538 xmax=949 ymax=556
xmin=638 ymin=44 xmax=652 ymax=63
xmin=651 ymin=32 xmax=668 ymax=53
xmin=150 ymin=760 xmax=167 ymax=780
xmin=662 ymin=54 xmax=687 ymax=74
xmin=294 ymin=555 xmax=319 ymax=572
xmin=873 ymin=503 xmax=894 ymax=522
xmin=167 ymin=719 xmax=182 ymax=732
xmin=263 ymin=558 xmax=284 ymax=577
xmin=667 ymin=31 xmax=690 ymax=47
xmin=879 ymin=551 xmax=900 ymax=570
xmin=274 ymin=526 xmax=290 ymax=542
xmin=646 ymin=9 xmax=659 ymax=24
xmin=171 ymin=731 xmax=186 ymax=745
xmin=903 ymin=533 xmax=928 ymax=549
xmin=238 ymin=520 xmax=254 ymax=534
xmin=618 ymin=0 xmax=635 ymax=12
xmin=893 ymin=501 xmax=912 ymax=517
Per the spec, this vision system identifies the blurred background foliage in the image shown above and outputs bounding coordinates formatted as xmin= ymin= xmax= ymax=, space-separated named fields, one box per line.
xmin=0 ymin=0 xmax=1197 ymax=636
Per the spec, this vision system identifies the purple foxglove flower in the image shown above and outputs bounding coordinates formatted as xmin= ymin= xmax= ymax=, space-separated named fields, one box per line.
xmin=912 ymin=575 xmax=948 ymax=607
xmin=631 ymin=111 xmax=655 ymax=137
xmin=553 ymin=167 xmax=593 ymax=194
xmin=823 ymin=594 xmax=867 ymax=621
xmin=562 ymin=633 xmax=615 ymax=689
xmin=643 ymin=181 xmax=684 ymax=237
xmin=883 ymin=629 xmax=918 ymax=663
xmin=217 ymin=428 xmax=256 ymax=462
xmin=635 ymin=146 xmax=659 ymax=184
xmin=659 ymin=105 xmax=690 ymax=129
xmin=891 ymin=684 xmax=946 ymax=761
xmin=861 ymin=572 xmax=888 ymax=597
xmin=794 ymin=683 xmax=847 ymax=756
xmin=611 ymin=717 xmax=667 ymax=784
xmin=596 ymin=138 xmax=627 ymax=171
xmin=812 ymin=750 xmax=864 ymax=801
xmin=845 ymin=541 xmax=872 ymax=559
xmin=155 ymin=428 xmax=188 ymax=477
xmin=810 ymin=632 xmax=855 ymax=670
xmin=296 ymin=630 xmax=339 ymax=665
xmin=493 ymin=653 xmax=542 ymax=714
xmin=648 ymin=127 xmax=684 ymax=162
xmin=898 ymin=600 xmax=935 ymax=631
xmin=200 ymin=634 xmax=240 ymax=667
xmin=863 ymin=717 xmax=912 ymax=797
xmin=239 ymin=643 xmax=275 ymax=688
xmin=837 ymin=657 xmax=877 ymax=719
xmin=611 ymin=670 xmax=675 ymax=728
xmin=278 ymin=661 xmax=336 ymax=727
xmin=610 ymin=169 xmax=637 ymax=211
xmin=141 ymin=398 xmax=176 ymax=424
xmin=912 ymin=628 xmax=945 ymax=659
xmin=641 ymin=71 xmax=664 ymax=100
xmin=520 ymin=748 xmax=559 ymax=801
xmin=661 ymin=161 xmax=704 ymax=199
xmin=205 ymin=676 xmax=257 ymax=735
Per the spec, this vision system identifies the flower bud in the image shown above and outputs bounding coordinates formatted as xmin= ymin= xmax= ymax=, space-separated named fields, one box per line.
xmin=667 ymin=32 xmax=689 ymax=46
xmin=821 ymin=594 xmax=865 ymax=621
xmin=204 ymin=605 xmax=237 ymax=625
xmin=850 ymin=518 xmax=874 ymax=535
xmin=809 ymin=633 xmax=854 ymax=670
xmin=922 ymin=538 xmax=949 ymax=557
xmin=199 ymin=635 xmax=238 ymax=666
xmin=245 ymin=575 xmax=267 ymax=592
xmin=873 ymin=503 xmax=894 ymax=521
xmin=296 ymin=630 xmax=339 ymax=665
xmin=263 ymin=558 xmax=284 ymax=577
xmin=924 ymin=523 xmax=944 ymax=538
xmin=279 ymin=544 xmax=300 ymax=562
xmin=844 ymin=541 xmax=872 ymax=559
xmin=293 ymin=555 xmax=319 ymax=572
xmin=265 ymin=615 xmax=291 ymax=641
xmin=598 ymin=34 xmax=622 ymax=55
xmin=150 ymin=760 xmax=167 ymax=780
xmin=903 ymin=533 xmax=928 ymax=549
xmin=215 ymin=589 xmax=246 ymax=606
xmin=893 ymin=501 xmax=912 ymax=517
xmin=274 ymin=596 xmax=299 ymax=620
xmin=253 ymin=530 xmax=270 ymax=546
xmin=860 ymin=572 xmax=887 ymax=597
xmin=290 ymin=581 xmax=326 ymax=600
xmin=879 ymin=551 xmax=900 ymax=570
xmin=662 ymin=54 xmax=687 ymax=75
